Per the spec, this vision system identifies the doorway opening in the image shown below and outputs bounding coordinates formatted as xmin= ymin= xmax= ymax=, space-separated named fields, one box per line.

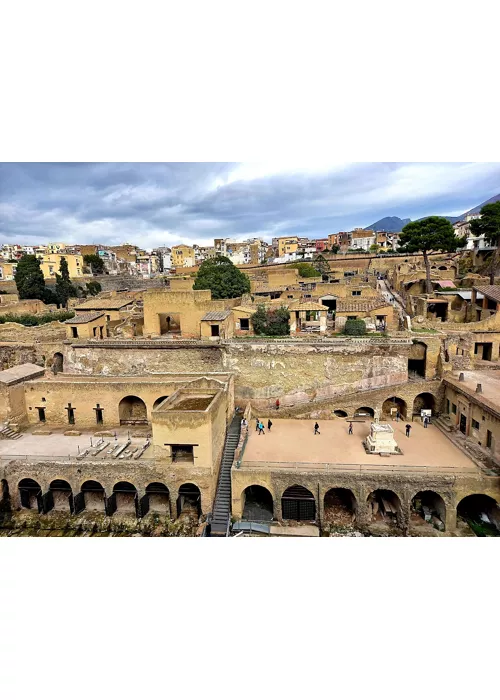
xmin=242 ymin=485 xmax=274 ymax=521
xmin=281 ymin=484 xmax=316 ymax=521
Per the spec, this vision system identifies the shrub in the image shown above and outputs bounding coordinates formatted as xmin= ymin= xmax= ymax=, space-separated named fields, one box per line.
xmin=251 ymin=304 xmax=290 ymax=336
xmin=0 ymin=311 xmax=75 ymax=326
xmin=343 ymin=318 xmax=366 ymax=336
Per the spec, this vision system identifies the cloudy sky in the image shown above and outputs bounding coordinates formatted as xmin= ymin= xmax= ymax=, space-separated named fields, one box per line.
xmin=1 ymin=162 xmax=499 ymax=249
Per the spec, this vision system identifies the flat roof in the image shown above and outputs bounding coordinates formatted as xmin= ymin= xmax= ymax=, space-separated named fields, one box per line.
xmin=75 ymin=298 xmax=134 ymax=310
xmin=0 ymin=363 xmax=45 ymax=386
xmin=444 ymin=370 xmax=500 ymax=417
xmin=240 ymin=419 xmax=477 ymax=473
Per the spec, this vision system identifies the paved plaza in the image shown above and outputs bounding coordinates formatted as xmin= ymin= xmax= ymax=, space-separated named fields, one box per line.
xmin=242 ymin=418 xmax=478 ymax=472
xmin=0 ymin=427 xmax=153 ymax=460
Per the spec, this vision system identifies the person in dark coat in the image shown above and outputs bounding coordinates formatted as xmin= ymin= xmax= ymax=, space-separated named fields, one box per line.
xmin=255 ymin=418 xmax=260 ymax=431
xmin=267 ymin=419 xmax=272 ymax=432
xmin=348 ymin=422 xmax=353 ymax=435
xmin=405 ymin=423 xmax=411 ymax=437
xmin=314 ymin=422 xmax=320 ymax=435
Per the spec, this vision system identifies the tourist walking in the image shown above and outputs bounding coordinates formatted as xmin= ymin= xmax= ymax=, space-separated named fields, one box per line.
xmin=348 ymin=422 xmax=353 ymax=435
xmin=314 ymin=422 xmax=320 ymax=435
xmin=258 ymin=421 xmax=265 ymax=435
xmin=396 ymin=409 xmax=400 ymax=422
xmin=276 ymin=398 xmax=280 ymax=411
xmin=255 ymin=418 xmax=259 ymax=432
xmin=241 ymin=417 xmax=248 ymax=429
xmin=267 ymin=419 xmax=272 ymax=432
xmin=405 ymin=423 xmax=411 ymax=438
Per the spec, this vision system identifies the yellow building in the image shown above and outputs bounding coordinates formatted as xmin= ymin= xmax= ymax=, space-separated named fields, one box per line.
xmin=277 ymin=236 xmax=299 ymax=257
xmin=40 ymin=253 xmax=84 ymax=279
xmin=0 ymin=261 xmax=18 ymax=281
xmin=171 ymin=245 xmax=195 ymax=268
xmin=46 ymin=243 xmax=67 ymax=254
xmin=64 ymin=311 xmax=107 ymax=340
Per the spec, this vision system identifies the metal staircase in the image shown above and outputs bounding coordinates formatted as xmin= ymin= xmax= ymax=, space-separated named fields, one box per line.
xmin=211 ymin=414 xmax=241 ymax=536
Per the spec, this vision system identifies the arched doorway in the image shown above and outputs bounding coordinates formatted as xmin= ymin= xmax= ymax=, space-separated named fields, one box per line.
xmin=324 ymin=488 xmax=356 ymax=525
xmin=281 ymin=485 xmax=316 ymax=521
xmin=354 ymin=407 xmax=374 ymax=419
xmin=242 ymin=485 xmax=273 ymax=521
xmin=119 ymin=396 xmax=147 ymax=425
xmin=0 ymin=478 xmax=10 ymax=516
xmin=18 ymin=478 xmax=42 ymax=511
xmin=49 ymin=479 xmax=73 ymax=512
xmin=457 ymin=494 xmax=500 ymax=536
xmin=367 ymin=489 xmax=402 ymax=527
xmin=408 ymin=341 xmax=427 ymax=378
xmin=112 ymin=482 xmax=138 ymax=515
xmin=153 ymin=396 xmax=169 ymax=409
xmin=78 ymin=480 xmax=106 ymax=513
xmin=52 ymin=352 xmax=64 ymax=374
xmin=412 ymin=393 xmax=436 ymax=418
xmin=334 ymin=410 xmax=348 ymax=418
xmin=145 ymin=483 xmax=170 ymax=515
xmin=411 ymin=491 xmax=446 ymax=530
xmin=382 ymin=397 xmax=407 ymax=420
xmin=177 ymin=483 xmax=201 ymax=518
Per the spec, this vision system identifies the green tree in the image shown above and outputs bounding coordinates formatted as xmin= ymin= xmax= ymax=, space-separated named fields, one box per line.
xmin=86 ymin=281 xmax=102 ymax=296
xmin=313 ymin=254 xmax=330 ymax=277
xmin=288 ymin=262 xmax=319 ymax=278
xmin=329 ymin=244 xmax=340 ymax=255
xmin=399 ymin=217 xmax=464 ymax=294
xmin=469 ymin=201 xmax=500 ymax=284
xmin=369 ymin=243 xmax=380 ymax=254
xmin=251 ymin=304 xmax=290 ymax=336
xmin=14 ymin=254 xmax=46 ymax=300
xmin=343 ymin=318 xmax=367 ymax=336
xmin=55 ymin=256 xmax=77 ymax=308
xmin=83 ymin=254 xmax=105 ymax=275
xmin=193 ymin=255 xmax=250 ymax=299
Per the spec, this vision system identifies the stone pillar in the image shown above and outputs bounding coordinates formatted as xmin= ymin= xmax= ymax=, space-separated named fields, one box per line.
xmin=289 ymin=313 xmax=297 ymax=334
xmin=445 ymin=504 xmax=457 ymax=532
xmin=319 ymin=312 xmax=327 ymax=334
xmin=355 ymin=486 xmax=370 ymax=526
xmin=274 ymin=494 xmax=282 ymax=522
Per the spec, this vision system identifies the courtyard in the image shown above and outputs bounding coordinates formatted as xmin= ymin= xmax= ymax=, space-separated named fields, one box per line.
xmin=241 ymin=418 xmax=478 ymax=473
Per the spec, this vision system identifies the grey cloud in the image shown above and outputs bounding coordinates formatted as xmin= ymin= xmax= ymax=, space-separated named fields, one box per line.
xmin=1 ymin=162 xmax=499 ymax=247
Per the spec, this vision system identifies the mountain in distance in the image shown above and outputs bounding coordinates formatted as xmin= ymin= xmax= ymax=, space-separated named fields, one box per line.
xmin=365 ymin=192 xmax=500 ymax=232
xmin=463 ymin=192 xmax=500 ymax=216
xmin=365 ymin=216 xmax=410 ymax=232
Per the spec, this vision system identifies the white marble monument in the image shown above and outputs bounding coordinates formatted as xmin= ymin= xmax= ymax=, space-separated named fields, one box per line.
xmin=365 ymin=422 xmax=400 ymax=455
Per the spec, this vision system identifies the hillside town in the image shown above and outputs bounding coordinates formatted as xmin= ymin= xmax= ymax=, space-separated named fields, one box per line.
xmin=1 ymin=193 xmax=500 ymax=538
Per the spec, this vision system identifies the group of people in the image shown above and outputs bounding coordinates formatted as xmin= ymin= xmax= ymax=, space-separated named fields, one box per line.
xmin=254 ymin=418 xmax=273 ymax=435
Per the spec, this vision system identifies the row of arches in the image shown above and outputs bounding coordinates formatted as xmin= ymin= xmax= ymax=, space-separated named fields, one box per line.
xmin=15 ymin=479 xmax=200 ymax=519
xmin=240 ymin=484 xmax=500 ymax=533
xmin=332 ymin=393 xmax=436 ymax=421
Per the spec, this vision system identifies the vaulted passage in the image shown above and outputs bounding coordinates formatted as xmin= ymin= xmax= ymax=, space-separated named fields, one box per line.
xmin=457 ymin=494 xmax=500 ymax=536
xmin=49 ymin=479 xmax=73 ymax=512
xmin=413 ymin=392 xmax=436 ymax=418
xmin=408 ymin=341 xmax=427 ymax=378
xmin=242 ymin=485 xmax=274 ymax=521
xmin=324 ymin=488 xmax=356 ymax=526
xmin=281 ymin=485 xmax=316 ymax=521
xmin=19 ymin=479 xmax=42 ymax=511
xmin=153 ymin=396 xmax=169 ymax=409
xmin=411 ymin=491 xmax=446 ymax=531
xmin=52 ymin=352 xmax=64 ymax=374
xmin=111 ymin=482 xmax=138 ymax=515
xmin=78 ymin=480 xmax=106 ymax=512
xmin=382 ymin=397 xmax=407 ymax=420
xmin=119 ymin=396 xmax=147 ymax=425
xmin=367 ymin=489 xmax=402 ymax=527
xmin=354 ymin=407 xmax=374 ymax=419
xmin=177 ymin=483 xmax=201 ymax=518
xmin=145 ymin=483 xmax=170 ymax=515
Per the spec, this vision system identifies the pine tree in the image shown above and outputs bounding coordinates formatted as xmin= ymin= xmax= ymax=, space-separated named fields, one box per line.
xmin=55 ymin=256 xmax=77 ymax=308
xmin=14 ymin=255 xmax=46 ymax=300
xmin=193 ymin=255 xmax=250 ymax=299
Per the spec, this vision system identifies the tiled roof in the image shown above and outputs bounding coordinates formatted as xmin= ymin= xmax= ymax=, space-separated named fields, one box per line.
xmin=435 ymin=280 xmax=456 ymax=288
xmin=74 ymin=297 xmax=134 ymax=310
xmin=288 ymin=300 xmax=327 ymax=311
xmin=473 ymin=285 xmax=500 ymax=303
xmin=200 ymin=310 xmax=232 ymax=321
xmin=337 ymin=296 xmax=388 ymax=313
xmin=64 ymin=311 xmax=105 ymax=324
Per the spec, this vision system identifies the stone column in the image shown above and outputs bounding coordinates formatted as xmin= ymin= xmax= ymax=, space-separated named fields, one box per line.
xmin=445 ymin=504 xmax=457 ymax=532
xmin=319 ymin=312 xmax=327 ymax=334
